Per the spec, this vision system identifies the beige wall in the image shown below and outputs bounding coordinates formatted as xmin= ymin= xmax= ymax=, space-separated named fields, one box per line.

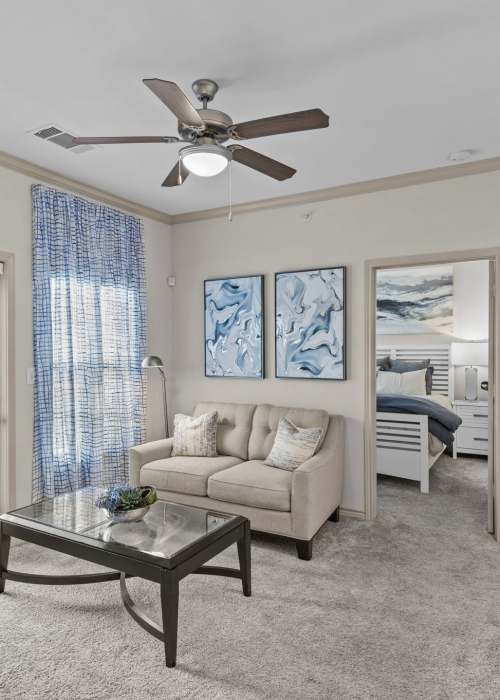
xmin=0 ymin=165 xmax=172 ymax=507
xmin=2 ymin=163 xmax=499 ymax=513
xmin=171 ymin=169 xmax=500 ymax=515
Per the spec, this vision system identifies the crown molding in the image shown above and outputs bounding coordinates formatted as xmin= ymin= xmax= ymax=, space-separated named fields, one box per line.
xmin=2 ymin=148 xmax=500 ymax=227
xmin=170 ymin=155 xmax=500 ymax=224
xmin=0 ymin=150 xmax=173 ymax=225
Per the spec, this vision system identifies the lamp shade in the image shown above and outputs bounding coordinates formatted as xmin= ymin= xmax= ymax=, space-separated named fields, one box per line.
xmin=141 ymin=355 xmax=164 ymax=369
xmin=451 ymin=342 xmax=488 ymax=366
xmin=141 ymin=355 xmax=169 ymax=437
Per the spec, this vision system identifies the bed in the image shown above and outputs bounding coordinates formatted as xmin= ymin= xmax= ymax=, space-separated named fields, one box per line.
xmin=376 ymin=344 xmax=461 ymax=493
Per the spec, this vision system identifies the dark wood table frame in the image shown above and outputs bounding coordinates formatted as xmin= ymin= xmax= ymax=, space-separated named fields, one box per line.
xmin=0 ymin=512 xmax=251 ymax=667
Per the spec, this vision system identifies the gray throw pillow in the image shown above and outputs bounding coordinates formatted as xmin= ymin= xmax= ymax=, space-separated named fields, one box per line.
xmin=376 ymin=355 xmax=391 ymax=370
xmin=265 ymin=417 xmax=323 ymax=471
xmin=172 ymin=411 xmax=218 ymax=457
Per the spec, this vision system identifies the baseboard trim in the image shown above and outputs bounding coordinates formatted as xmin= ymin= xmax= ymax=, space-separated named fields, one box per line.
xmin=340 ymin=507 xmax=366 ymax=520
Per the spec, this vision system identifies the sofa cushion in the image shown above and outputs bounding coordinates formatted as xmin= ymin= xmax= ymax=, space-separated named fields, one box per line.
xmin=248 ymin=404 xmax=329 ymax=461
xmin=207 ymin=460 xmax=292 ymax=512
xmin=194 ymin=402 xmax=256 ymax=460
xmin=140 ymin=455 xmax=242 ymax=497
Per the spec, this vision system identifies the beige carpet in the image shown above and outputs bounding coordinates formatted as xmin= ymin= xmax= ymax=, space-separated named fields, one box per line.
xmin=1 ymin=455 xmax=499 ymax=699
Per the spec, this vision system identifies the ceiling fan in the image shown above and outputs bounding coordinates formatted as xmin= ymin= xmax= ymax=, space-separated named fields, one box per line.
xmin=73 ymin=78 xmax=330 ymax=187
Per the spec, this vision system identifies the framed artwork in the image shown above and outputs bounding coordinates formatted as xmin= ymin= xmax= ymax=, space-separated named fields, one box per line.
xmin=275 ymin=266 xmax=346 ymax=380
xmin=204 ymin=275 xmax=264 ymax=378
xmin=377 ymin=264 xmax=454 ymax=335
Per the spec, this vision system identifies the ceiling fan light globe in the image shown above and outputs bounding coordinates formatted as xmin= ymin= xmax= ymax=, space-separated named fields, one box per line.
xmin=180 ymin=144 xmax=230 ymax=177
xmin=183 ymin=152 xmax=228 ymax=177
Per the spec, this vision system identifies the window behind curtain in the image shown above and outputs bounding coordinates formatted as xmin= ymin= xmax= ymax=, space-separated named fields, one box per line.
xmin=32 ymin=185 xmax=146 ymax=501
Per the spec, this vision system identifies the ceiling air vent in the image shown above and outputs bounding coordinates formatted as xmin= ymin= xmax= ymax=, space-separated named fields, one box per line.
xmin=34 ymin=125 xmax=62 ymax=140
xmin=30 ymin=124 xmax=95 ymax=154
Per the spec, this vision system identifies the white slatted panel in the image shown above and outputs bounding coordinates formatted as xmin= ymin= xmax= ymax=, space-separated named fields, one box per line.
xmin=377 ymin=344 xmax=451 ymax=397
xmin=376 ymin=417 xmax=423 ymax=452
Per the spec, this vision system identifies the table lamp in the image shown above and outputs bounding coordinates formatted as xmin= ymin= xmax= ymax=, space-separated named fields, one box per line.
xmin=451 ymin=341 xmax=488 ymax=401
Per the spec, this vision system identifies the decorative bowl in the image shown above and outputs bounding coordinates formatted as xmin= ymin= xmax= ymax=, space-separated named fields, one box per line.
xmin=95 ymin=485 xmax=157 ymax=524
xmin=109 ymin=505 xmax=150 ymax=523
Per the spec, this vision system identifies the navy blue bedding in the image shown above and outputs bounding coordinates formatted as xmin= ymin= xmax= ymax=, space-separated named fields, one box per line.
xmin=376 ymin=394 xmax=462 ymax=448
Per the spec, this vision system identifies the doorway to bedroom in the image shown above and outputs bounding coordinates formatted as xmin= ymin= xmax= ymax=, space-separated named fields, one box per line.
xmin=365 ymin=249 xmax=499 ymax=539
xmin=0 ymin=251 xmax=14 ymax=515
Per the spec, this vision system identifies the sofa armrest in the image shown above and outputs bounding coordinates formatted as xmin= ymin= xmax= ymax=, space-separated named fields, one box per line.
xmin=129 ymin=438 xmax=174 ymax=486
xmin=291 ymin=415 xmax=345 ymax=540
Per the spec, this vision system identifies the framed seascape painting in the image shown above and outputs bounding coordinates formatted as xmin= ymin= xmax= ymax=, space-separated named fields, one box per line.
xmin=204 ymin=275 xmax=264 ymax=378
xmin=376 ymin=265 xmax=454 ymax=335
xmin=275 ymin=266 xmax=346 ymax=380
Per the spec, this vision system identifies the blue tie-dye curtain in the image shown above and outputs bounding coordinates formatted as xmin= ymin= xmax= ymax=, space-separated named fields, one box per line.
xmin=32 ymin=185 xmax=146 ymax=501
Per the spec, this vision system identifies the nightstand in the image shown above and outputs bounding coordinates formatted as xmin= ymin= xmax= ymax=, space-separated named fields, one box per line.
xmin=452 ymin=400 xmax=489 ymax=458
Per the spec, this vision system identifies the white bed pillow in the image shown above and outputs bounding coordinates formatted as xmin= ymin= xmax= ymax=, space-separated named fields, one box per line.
xmin=376 ymin=369 xmax=427 ymax=396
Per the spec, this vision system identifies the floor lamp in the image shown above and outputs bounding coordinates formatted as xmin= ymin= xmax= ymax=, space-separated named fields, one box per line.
xmin=141 ymin=355 xmax=169 ymax=437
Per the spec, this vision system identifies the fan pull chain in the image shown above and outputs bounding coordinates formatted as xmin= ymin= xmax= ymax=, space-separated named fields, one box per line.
xmin=227 ymin=159 xmax=233 ymax=222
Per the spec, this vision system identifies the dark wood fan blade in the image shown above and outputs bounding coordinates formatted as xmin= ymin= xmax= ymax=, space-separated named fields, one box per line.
xmin=229 ymin=146 xmax=296 ymax=180
xmin=162 ymin=160 xmax=190 ymax=187
xmin=143 ymin=79 xmax=204 ymax=128
xmin=72 ymin=136 xmax=180 ymax=145
xmin=230 ymin=109 xmax=329 ymax=140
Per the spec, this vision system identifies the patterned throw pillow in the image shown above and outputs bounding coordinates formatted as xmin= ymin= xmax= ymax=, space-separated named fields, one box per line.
xmin=265 ymin=418 xmax=323 ymax=471
xmin=172 ymin=411 xmax=218 ymax=457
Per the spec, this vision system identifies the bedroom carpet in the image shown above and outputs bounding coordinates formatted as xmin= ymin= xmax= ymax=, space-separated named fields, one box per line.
xmin=1 ymin=455 xmax=499 ymax=700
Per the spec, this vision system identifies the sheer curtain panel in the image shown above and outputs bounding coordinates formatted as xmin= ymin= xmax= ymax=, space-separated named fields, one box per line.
xmin=32 ymin=185 xmax=146 ymax=501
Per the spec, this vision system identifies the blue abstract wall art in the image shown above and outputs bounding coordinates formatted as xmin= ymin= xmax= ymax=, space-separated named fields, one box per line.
xmin=377 ymin=265 xmax=454 ymax=335
xmin=275 ymin=267 xmax=346 ymax=380
xmin=205 ymin=275 xmax=264 ymax=378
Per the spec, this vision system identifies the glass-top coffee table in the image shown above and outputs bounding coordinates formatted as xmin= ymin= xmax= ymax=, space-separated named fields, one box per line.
xmin=0 ymin=487 xmax=251 ymax=667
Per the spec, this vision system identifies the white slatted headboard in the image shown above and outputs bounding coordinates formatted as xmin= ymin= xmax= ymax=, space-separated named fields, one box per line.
xmin=376 ymin=344 xmax=452 ymax=397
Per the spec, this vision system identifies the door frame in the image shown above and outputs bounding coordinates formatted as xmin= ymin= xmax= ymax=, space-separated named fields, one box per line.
xmin=0 ymin=250 xmax=15 ymax=513
xmin=364 ymin=247 xmax=500 ymax=540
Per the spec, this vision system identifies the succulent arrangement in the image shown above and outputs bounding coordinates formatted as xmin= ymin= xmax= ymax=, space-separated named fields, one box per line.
xmin=95 ymin=485 xmax=157 ymax=514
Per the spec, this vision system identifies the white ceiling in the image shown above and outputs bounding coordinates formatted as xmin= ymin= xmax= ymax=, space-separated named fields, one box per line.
xmin=1 ymin=0 xmax=499 ymax=215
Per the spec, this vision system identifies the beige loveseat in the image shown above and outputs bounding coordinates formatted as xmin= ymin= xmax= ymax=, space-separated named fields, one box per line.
xmin=129 ymin=402 xmax=344 ymax=559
